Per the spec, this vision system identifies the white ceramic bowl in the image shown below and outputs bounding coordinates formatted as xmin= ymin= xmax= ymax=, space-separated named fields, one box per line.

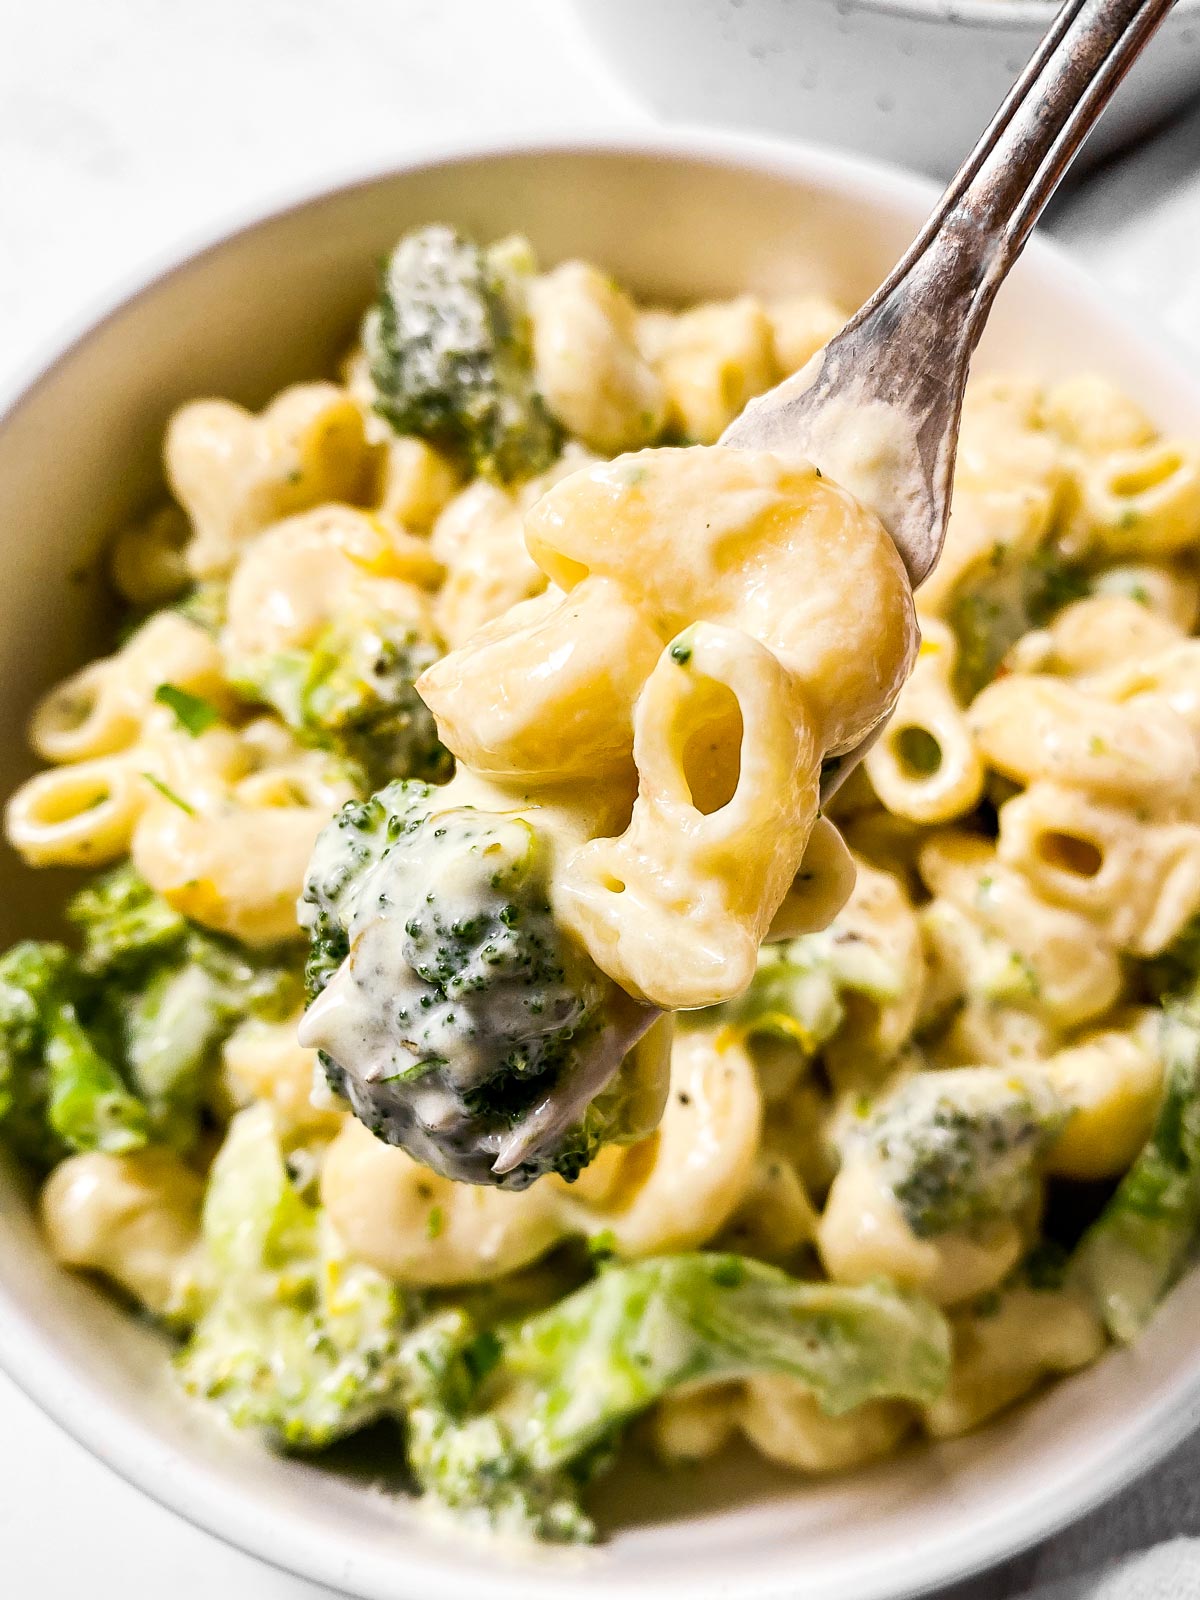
xmin=2 ymin=131 xmax=1200 ymax=1600
xmin=569 ymin=0 xmax=1200 ymax=178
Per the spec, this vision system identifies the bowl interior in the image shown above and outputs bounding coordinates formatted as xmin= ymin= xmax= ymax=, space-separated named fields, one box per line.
xmin=3 ymin=137 xmax=1200 ymax=1600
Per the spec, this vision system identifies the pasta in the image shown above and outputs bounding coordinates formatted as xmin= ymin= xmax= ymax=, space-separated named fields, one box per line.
xmin=5 ymin=221 xmax=1200 ymax=1546
xmin=166 ymin=383 xmax=375 ymax=578
xmin=530 ymin=261 xmax=665 ymax=453
xmin=39 ymin=1148 xmax=203 ymax=1321
xmin=865 ymin=619 xmax=986 ymax=825
xmin=420 ymin=445 xmax=915 ymax=1009
xmin=635 ymin=295 xmax=776 ymax=444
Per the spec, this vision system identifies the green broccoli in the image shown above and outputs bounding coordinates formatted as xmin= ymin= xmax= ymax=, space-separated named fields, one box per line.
xmin=704 ymin=922 xmax=906 ymax=1055
xmin=176 ymin=1104 xmax=411 ymax=1448
xmin=401 ymin=1254 xmax=951 ymax=1541
xmin=0 ymin=941 xmax=150 ymax=1163
xmin=120 ymin=933 xmax=300 ymax=1147
xmin=1140 ymin=912 xmax=1200 ymax=1004
xmin=853 ymin=1068 xmax=1066 ymax=1239
xmin=0 ymin=868 xmax=304 ymax=1159
xmin=73 ymin=866 xmax=301 ymax=1119
xmin=299 ymin=780 xmax=660 ymax=1189
xmin=948 ymin=542 xmax=1088 ymax=699
xmin=1074 ymin=994 xmax=1200 ymax=1341
xmin=365 ymin=225 xmax=560 ymax=484
xmin=232 ymin=609 xmax=450 ymax=791
xmin=67 ymin=860 xmax=188 ymax=976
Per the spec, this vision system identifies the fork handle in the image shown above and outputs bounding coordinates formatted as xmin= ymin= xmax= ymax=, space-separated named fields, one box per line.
xmin=913 ymin=0 xmax=1178 ymax=322
xmin=830 ymin=0 xmax=1178 ymax=589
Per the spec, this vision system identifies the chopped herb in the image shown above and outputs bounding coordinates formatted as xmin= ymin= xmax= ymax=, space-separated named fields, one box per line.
xmin=154 ymin=683 xmax=220 ymax=737
xmin=141 ymin=773 xmax=195 ymax=815
xmin=426 ymin=1204 xmax=445 ymax=1240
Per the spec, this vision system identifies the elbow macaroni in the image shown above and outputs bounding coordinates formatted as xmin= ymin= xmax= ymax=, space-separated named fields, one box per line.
xmin=530 ymin=262 xmax=665 ymax=453
xmin=636 ymin=296 xmax=776 ymax=444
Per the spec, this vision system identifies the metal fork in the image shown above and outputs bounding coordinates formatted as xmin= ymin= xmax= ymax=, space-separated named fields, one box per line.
xmin=720 ymin=0 xmax=1178 ymax=800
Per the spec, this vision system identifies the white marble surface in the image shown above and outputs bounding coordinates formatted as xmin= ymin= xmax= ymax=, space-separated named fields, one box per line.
xmin=2 ymin=3 xmax=1200 ymax=1596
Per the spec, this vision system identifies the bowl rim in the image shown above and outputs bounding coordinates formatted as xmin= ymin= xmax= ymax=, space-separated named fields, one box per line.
xmin=2 ymin=123 xmax=1200 ymax=1600
xmin=843 ymin=0 xmax=1200 ymax=31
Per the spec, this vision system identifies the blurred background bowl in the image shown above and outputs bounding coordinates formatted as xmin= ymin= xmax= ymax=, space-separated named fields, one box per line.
xmin=569 ymin=0 xmax=1200 ymax=178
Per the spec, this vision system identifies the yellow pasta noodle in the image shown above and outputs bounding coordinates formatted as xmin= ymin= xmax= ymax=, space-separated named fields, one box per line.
xmin=167 ymin=382 xmax=374 ymax=579
xmin=530 ymin=261 xmax=665 ymax=453
xmin=636 ymin=296 xmax=776 ymax=444
xmin=40 ymin=1149 xmax=203 ymax=1320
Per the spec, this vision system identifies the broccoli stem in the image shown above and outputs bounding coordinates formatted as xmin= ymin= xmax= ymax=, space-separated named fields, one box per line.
xmin=500 ymin=1255 xmax=951 ymax=1469
xmin=44 ymin=1000 xmax=150 ymax=1155
xmin=1074 ymin=996 xmax=1200 ymax=1341
xmin=176 ymin=1105 xmax=411 ymax=1448
xmin=402 ymin=1254 xmax=950 ymax=1539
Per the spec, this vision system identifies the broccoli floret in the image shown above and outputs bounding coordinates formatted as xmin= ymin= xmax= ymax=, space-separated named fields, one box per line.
xmin=176 ymin=1104 xmax=411 ymax=1448
xmin=1074 ymin=993 xmax=1200 ymax=1341
xmin=67 ymin=861 xmax=188 ymax=977
xmin=233 ymin=610 xmax=450 ymax=791
xmin=119 ymin=933 xmax=301 ymax=1147
xmin=401 ymin=1254 xmax=950 ymax=1541
xmin=400 ymin=1311 xmax=596 ymax=1543
xmin=0 ymin=869 xmax=303 ymax=1159
xmin=949 ymin=543 xmax=1088 ymax=699
xmin=853 ymin=1068 xmax=1066 ymax=1239
xmin=705 ymin=922 xmax=906 ymax=1054
xmin=299 ymin=780 xmax=661 ymax=1189
xmin=73 ymin=864 xmax=301 ymax=1136
xmin=366 ymin=225 xmax=560 ymax=484
xmin=0 ymin=942 xmax=76 ymax=1163
xmin=0 ymin=941 xmax=150 ymax=1164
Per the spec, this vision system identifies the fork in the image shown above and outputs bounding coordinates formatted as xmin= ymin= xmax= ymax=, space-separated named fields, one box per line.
xmin=720 ymin=0 xmax=1178 ymax=800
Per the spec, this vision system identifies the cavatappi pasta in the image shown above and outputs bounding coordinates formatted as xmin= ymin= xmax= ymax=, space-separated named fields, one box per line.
xmin=5 ymin=227 xmax=1200 ymax=1545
